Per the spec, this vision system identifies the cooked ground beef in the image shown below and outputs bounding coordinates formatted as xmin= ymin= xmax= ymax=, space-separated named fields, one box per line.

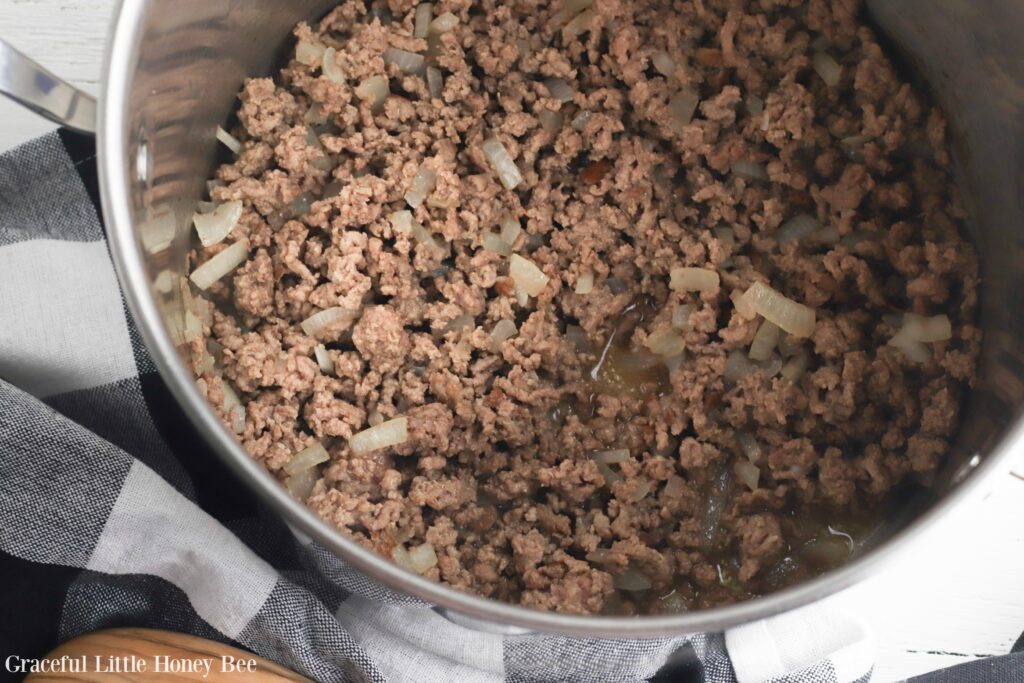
xmin=187 ymin=0 xmax=981 ymax=615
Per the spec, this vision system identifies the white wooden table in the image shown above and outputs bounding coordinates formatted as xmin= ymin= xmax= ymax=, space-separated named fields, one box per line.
xmin=4 ymin=2 xmax=1024 ymax=681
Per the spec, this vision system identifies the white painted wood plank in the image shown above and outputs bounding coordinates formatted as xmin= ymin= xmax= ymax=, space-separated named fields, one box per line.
xmin=0 ymin=0 xmax=113 ymax=149
xmin=3 ymin=4 xmax=1024 ymax=682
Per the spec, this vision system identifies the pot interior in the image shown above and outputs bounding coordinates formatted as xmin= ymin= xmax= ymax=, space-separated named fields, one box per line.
xmin=103 ymin=0 xmax=1024 ymax=633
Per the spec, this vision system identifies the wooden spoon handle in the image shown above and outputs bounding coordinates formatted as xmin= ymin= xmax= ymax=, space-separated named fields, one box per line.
xmin=24 ymin=628 xmax=309 ymax=682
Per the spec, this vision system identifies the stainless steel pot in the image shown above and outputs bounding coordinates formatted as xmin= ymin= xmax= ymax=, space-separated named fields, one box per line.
xmin=2 ymin=0 xmax=1022 ymax=638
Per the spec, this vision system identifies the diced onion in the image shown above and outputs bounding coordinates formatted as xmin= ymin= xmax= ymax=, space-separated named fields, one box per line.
xmin=499 ymin=215 xmax=523 ymax=246
xmin=384 ymin=48 xmax=426 ymax=75
xmin=668 ymin=89 xmax=700 ymax=127
xmin=652 ymin=50 xmax=675 ymax=77
xmin=411 ymin=220 xmax=446 ymax=253
xmin=414 ymin=3 xmax=433 ymax=38
xmin=749 ymin=320 xmax=781 ymax=361
xmin=591 ymin=449 xmax=630 ymax=464
xmin=734 ymin=459 xmax=760 ymax=491
xmin=189 ymin=239 xmax=249 ymax=290
xmin=183 ymin=310 xmax=202 ymax=342
xmin=509 ymin=254 xmax=549 ymax=297
xmin=301 ymin=307 xmax=360 ymax=336
xmin=891 ymin=313 xmax=952 ymax=343
xmin=490 ymin=319 xmax=518 ymax=350
xmin=443 ymin=313 xmax=475 ymax=333
xmin=669 ymin=267 xmax=720 ymax=293
xmin=482 ymin=137 xmax=524 ymax=190
xmin=713 ymin=226 xmax=736 ymax=249
xmin=813 ymin=52 xmax=842 ymax=87
xmin=216 ymin=126 xmax=242 ymax=154
xmin=285 ymin=442 xmax=330 ymax=475
xmin=672 ymin=304 xmax=693 ymax=330
xmin=724 ymin=349 xmax=757 ymax=383
xmin=891 ymin=338 xmax=931 ymax=363
xmin=392 ymin=544 xmax=417 ymax=572
xmin=405 ymin=166 xmax=438 ymax=208
xmin=538 ymin=109 xmax=564 ymax=133
xmin=596 ymin=461 xmax=621 ymax=486
xmin=777 ymin=214 xmax=821 ymax=244
xmin=571 ymin=110 xmax=592 ymax=131
xmin=349 ymin=417 xmax=409 ymax=454
xmin=322 ymin=47 xmax=346 ymax=84
xmin=429 ymin=11 xmax=459 ymax=33
xmin=731 ymin=159 xmax=768 ymax=181
xmin=644 ymin=328 xmax=686 ymax=357
xmin=193 ymin=200 xmax=243 ymax=247
xmin=221 ymin=382 xmax=246 ymax=434
xmin=745 ymin=94 xmax=764 ymax=115
xmin=426 ymin=67 xmax=444 ymax=98
xmin=737 ymin=432 xmax=762 ymax=463
xmin=731 ymin=289 xmax=758 ymax=320
xmin=355 ymin=75 xmax=390 ymax=111
xmin=196 ymin=200 xmax=217 ymax=214
xmin=389 ymin=210 xmax=413 ymax=234
xmin=295 ymin=40 xmax=326 ymax=66
xmin=482 ymin=232 xmax=512 ymax=257
xmin=285 ymin=468 xmax=318 ymax=501
xmin=563 ymin=10 xmax=596 ymax=39
xmin=314 ymin=344 xmax=335 ymax=374
xmin=543 ymin=78 xmax=575 ymax=103
xmin=781 ymin=349 xmax=811 ymax=382
xmin=368 ymin=410 xmax=384 ymax=427
xmin=613 ymin=566 xmax=653 ymax=592
xmin=739 ymin=281 xmax=816 ymax=338
xmin=575 ymin=272 xmax=595 ymax=295
xmin=408 ymin=543 xmax=438 ymax=573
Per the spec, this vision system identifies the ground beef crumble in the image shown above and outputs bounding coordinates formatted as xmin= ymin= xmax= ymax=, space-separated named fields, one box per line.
xmin=187 ymin=0 xmax=981 ymax=615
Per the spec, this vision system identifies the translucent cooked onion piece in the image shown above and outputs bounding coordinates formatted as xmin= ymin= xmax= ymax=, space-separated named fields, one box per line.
xmin=322 ymin=47 xmax=346 ymax=84
xmin=613 ymin=566 xmax=653 ymax=592
xmin=442 ymin=313 xmax=475 ymax=333
xmin=349 ymin=417 xmax=409 ymax=455
xmin=193 ymin=200 xmax=243 ymax=247
xmin=813 ymin=52 xmax=842 ymax=87
xmin=426 ymin=66 xmax=444 ymax=98
xmin=543 ymin=78 xmax=575 ymax=103
xmin=314 ymin=344 xmax=335 ymax=374
xmin=392 ymin=544 xmax=417 ymax=572
xmin=724 ymin=349 xmax=758 ymax=383
xmin=669 ymin=267 xmax=720 ymax=293
xmin=590 ymin=449 xmax=630 ymax=464
xmin=672 ymin=304 xmax=693 ymax=330
xmin=737 ymin=432 xmax=762 ymax=463
xmin=571 ymin=110 xmax=592 ymax=131
xmin=384 ymin=48 xmax=426 ymax=75
xmin=780 ymin=348 xmax=811 ymax=382
xmin=509 ymin=254 xmax=549 ymax=297
xmin=355 ymin=75 xmax=390 ymax=111
xmin=189 ymin=239 xmax=250 ymax=290
xmin=499 ymin=215 xmax=522 ymax=246
xmin=563 ymin=9 xmax=597 ymax=38
xmin=538 ymin=109 xmax=564 ymax=133
xmin=482 ymin=137 xmax=524 ymax=190
xmin=295 ymin=40 xmax=326 ymax=66
xmin=644 ymin=328 xmax=686 ymax=357
xmin=575 ymin=272 xmax=595 ymax=295
xmin=731 ymin=288 xmax=758 ymax=320
xmin=408 ymin=542 xmax=438 ymax=573
xmin=215 ymin=126 xmax=242 ymax=154
xmin=414 ymin=3 xmax=433 ymax=38
xmin=429 ymin=11 xmax=459 ymax=33
xmin=389 ymin=210 xmax=413 ymax=234
xmin=490 ymin=319 xmax=518 ymax=350
xmin=776 ymin=213 xmax=821 ymax=244
xmin=667 ymin=89 xmax=700 ymax=127
xmin=892 ymin=313 xmax=953 ymax=344
xmin=404 ymin=166 xmax=438 ymax=208
xmin=734 ymin=459 xmax=760 ymax=491
xmin=731 ymin=159 xmax=768 ymax=181
xmin=285 ymin=467 xmax=318 ymax=502
xmin=301 ymin=306 xmax=360 ymax=336
xmin=221 ymin=382 xmax=246 ymax=434
xmin=651 ymin=50 xmax=675 ymax=77
xmin=739 ymin=281 xmax=816 ymax=338
xmin=749 ymin=320 xmax=781 ymax=361
xmin=482 ymin=232 xmax=512 ymax=257
xmin=284 ymin=442 xmax=330 ymax=476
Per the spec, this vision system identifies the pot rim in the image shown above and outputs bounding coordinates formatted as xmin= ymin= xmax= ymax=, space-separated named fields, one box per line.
xmin=98 ymin=0 xmax=1024 ymax=637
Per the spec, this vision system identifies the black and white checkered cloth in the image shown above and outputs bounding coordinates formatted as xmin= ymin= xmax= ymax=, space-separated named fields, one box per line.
xmin=0 ymin=129 xmax=1004 ymax=683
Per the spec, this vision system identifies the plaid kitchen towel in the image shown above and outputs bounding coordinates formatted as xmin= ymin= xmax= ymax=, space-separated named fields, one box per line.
xmin=0 ymin=129 xmax=881 ymax=683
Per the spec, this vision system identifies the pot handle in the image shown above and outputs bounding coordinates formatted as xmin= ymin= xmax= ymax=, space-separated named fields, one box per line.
xmin=0 ymin=39 xmax=96 ymax=135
